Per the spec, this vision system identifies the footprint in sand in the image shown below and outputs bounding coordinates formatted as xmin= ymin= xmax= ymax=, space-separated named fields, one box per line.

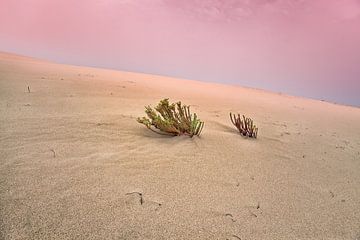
xmin=225 ymin=213 xmax=236 ymax=222
xmin=280 ymin=131 xmax=291 ymax=136
xmin=244 ymin=202 xmax=261 ymax=218
xmin=125 ymin=192 xmax=144 ymax=205
xmin=226 ymin=235 xmax=242 ymax=240
xmin=125 ymin=192 xmax=162 ymax=211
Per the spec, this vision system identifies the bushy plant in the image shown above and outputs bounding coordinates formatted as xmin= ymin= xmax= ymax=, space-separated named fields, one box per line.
xmin=137 ymin=98 xmax=204 ymax=137
xmin=230 ymin=113 xmax=258 ymax=138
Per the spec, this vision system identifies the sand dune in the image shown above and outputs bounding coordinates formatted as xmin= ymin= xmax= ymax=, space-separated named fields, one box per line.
xmin=0 ymin=52 xmax=359 ymax=240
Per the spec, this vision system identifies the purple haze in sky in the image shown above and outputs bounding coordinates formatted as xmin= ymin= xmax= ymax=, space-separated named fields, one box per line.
xmin=1 ymin=0 xmax=359 ymax=106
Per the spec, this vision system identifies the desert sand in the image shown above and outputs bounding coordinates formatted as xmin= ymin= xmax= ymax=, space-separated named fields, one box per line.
xmin=0 ymin=51 xmax=359 ymax=240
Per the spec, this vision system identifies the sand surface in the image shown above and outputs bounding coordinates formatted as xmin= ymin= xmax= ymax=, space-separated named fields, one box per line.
xmin=0 ymin=52 xmax=360 ymax=240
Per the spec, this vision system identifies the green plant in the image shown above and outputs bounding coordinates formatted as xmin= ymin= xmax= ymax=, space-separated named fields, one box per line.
xmin=137 ymin=98 xmax=204 ymax=137
xmin=230 ymin=113 xmax=258 ymax=138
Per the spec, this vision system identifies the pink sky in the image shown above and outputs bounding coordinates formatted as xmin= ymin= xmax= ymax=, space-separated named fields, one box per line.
xmin=1 ymin=0 xmax=359 ymax=106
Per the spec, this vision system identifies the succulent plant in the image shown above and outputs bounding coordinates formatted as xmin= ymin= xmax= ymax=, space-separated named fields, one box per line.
xmin=137 ymin=98 xmax=204 ymax=137
xmin=230 ymin=113 xmax=258 ymax=138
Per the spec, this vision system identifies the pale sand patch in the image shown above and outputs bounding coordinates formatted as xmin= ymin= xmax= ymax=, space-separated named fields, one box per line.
xmin=0 ymin=52 xmax=359 ymax=239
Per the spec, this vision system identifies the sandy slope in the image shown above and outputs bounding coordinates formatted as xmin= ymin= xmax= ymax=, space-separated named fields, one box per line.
xmin=0 ymin=52 xmax=359 ymax=240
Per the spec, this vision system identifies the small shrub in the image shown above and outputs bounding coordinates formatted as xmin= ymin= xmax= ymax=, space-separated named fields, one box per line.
xmin=230 ymin=113 xmax=258 ymax=138
xmin=137 ymin=98 xmax=204 ymax=137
